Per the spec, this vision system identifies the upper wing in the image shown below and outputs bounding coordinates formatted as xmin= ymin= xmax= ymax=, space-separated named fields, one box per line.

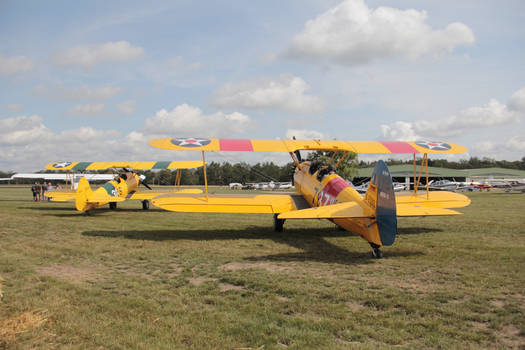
xmin=45 ymin=160 xmax=205 ymax=171
xmin=152 ymin=193 xmax=309 ymax=214
xmin=149 ymin=138 xmax=467 ymax=154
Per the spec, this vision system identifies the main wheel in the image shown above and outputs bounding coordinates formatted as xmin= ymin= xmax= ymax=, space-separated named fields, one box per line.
xmin=109 ymin=202 xmax=117 ymax=210
xmin=142 ymin=200 xmax=150 ymax=210
xmin=273 ymin=214 xmax=285 ymax=232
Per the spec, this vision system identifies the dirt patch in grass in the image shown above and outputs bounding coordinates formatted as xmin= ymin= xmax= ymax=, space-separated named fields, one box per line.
xmin=218 ymin=283 xmax=244 ymax=292
xmin=36 ymin=264 xmax=101 ymax=285
xmin=0 ymin=310 xmax=47 ymax=346
xmin=346 ymin=301 xmax=365 ymax=312
xmin=220 ymin=262 xmax=293 ymax=273
xmin=189 ymin=276 xmax=217 ymax=286
xmin=491 ymin=299 xmax=505 ymax=308
xmin=497 ymin=324 xmax=523 ymax=348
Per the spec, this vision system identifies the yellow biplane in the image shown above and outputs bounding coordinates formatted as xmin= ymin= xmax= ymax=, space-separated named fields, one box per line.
xmin=45 ymin=161 xmax=204 ymax=212
xmin=148 ymin=138 xmax=471 ymax=258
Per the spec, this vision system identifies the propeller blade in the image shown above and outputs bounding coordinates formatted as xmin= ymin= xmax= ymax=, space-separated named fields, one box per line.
xmin=138 ymin=174 xmax=152 ymax=190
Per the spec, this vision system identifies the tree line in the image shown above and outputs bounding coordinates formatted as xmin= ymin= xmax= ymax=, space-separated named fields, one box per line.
xmin=1 ymin=156 xmax=524 ymax=185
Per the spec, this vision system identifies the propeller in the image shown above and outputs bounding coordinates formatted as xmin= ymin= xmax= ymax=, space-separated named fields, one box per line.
xmin=138 ymin=174 xmax=152 ymax=190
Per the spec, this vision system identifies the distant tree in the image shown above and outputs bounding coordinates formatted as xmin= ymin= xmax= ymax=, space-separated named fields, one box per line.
xmin=307 ymin=151 xmax=359 ymax=180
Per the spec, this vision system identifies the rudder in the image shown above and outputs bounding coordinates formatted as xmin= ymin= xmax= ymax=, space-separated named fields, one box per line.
xmin=364 ymin=160 xmax=397 ymax=246
xmin=75 ymin=177 xmax=92 ymax=212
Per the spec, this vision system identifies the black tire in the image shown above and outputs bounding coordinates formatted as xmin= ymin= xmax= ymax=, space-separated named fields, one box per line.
xmin=372 ymin=248 xmax=383 ymax=259
xmin=109 ymin=202 xmax=117 ymax=210
xmin=273 ymin=214 xmax=285 ymax=232
xmin=142 ymin=200 xmax=150 ymax=210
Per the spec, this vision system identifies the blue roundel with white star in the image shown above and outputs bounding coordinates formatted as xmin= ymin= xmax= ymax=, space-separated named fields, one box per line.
xmin=415 ymin=141 xmax=452 ymax=151
xmin=171 ymin=137 xmax=211 ymax=147
xmin=52 ymin=161 xmax=72 ymax=168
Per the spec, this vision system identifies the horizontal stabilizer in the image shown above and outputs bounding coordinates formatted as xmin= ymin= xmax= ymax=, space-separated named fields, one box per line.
xmin=152 ymin=193 xmax=304 ymax=214
xmin=278 ymin=202 xmax=370 ymax=220
xmin=47 ymin=191 xmax=76 ymax=202
xmin=87 ymin=194 xmax=126 ymax=203
xmin=397 ymin=204 xmax=461 ymax=216
xmin=396 ymin=191 xmax=470 ymax=209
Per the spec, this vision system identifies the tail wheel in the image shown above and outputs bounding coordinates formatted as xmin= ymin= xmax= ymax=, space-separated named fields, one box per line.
xmin=273 ymin=214 xmax=285 ymax=232
xmin=142 ymin=200 xmax=150 ymax=210
xmin=109 ymin=202 xmax=117 ymax=210
xmin=372 ymin=248 xmax=383 ymax=259
xmin=369 ymin=242 xmax=383 ymax=259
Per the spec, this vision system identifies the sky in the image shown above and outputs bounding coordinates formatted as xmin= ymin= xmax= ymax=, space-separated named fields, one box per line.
xmin=1 ymin=0 xmax=525 ymax=171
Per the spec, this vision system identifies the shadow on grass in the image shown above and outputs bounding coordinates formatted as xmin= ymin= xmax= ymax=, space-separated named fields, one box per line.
xmin=82 ymin=227 xmax=423 ymax=264
xmin=20 ymin=206 xmax=164 ymax=214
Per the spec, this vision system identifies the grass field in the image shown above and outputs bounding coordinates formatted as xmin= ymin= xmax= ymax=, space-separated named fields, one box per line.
xmin=1 ymin=186 xmax=524 ymax=349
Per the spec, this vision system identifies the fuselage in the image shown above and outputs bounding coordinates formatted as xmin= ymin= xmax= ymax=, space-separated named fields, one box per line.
xmin=293 ymin=161 xmax=383 ymax=246
xmin=83 ymin=172 xmax=139 ymax=211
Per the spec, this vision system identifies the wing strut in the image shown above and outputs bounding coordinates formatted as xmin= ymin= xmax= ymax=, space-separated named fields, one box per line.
xmin=412 ymin=153 xmax=429 ymax=198
xmin=202 ymin=151 xmax=208 ymax=199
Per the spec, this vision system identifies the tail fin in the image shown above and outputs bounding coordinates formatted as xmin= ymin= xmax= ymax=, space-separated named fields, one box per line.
xmin=75 ymin=177 xmax=92 ymax=212
xmin=364 ymin=160 xmax=397 ymax=246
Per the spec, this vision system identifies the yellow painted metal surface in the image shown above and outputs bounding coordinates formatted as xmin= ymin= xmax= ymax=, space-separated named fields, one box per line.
xmin=45 ymin=160 xmax=204 ymax=171
xmin=152 ymin=194 xmax=298 ymax=214
xmin=149 ymin=138 xmax=468 ymax=154
xmin=396 ymin=191 xmax=471 ymax=208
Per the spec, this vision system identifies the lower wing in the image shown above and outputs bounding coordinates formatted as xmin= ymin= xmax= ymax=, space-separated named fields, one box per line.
xmin=129 ymin=188 xmax=203 ymax=201
xmin=395 ymin=191 xmax=471 ymax=208
xmin=278 ymin=201 xmax=461 ymax=220
xmin=151 ymin=193 xmax=309 ymax=214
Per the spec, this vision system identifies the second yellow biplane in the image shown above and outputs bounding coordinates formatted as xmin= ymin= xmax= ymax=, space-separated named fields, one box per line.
xmin=148 ymin=138 xmax=471 ymax=258
xmin=45 ymin=160 xmax=204 ymax=212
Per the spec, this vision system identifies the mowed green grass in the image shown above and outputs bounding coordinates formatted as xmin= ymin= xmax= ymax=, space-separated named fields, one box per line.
xmin=0 ymin=186 xmax=524 ymax=349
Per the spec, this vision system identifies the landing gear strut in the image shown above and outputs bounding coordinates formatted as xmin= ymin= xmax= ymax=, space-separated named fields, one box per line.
xmin=109 ymin=202 xmax=117 ymax=210
xmin=142 ymin=200 xmax=150 ymax=210
xmin=273 ymin=214 xmax=285 ymax=232
xmin=369 ymin=242 xmax=383 ymax=259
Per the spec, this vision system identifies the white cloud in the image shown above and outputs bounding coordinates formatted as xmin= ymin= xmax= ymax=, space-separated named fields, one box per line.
xmin=285 ymin=129 xmax=325 ymax=140
xmin=212 ymin=74 xmax=325 ymax=114
xmin=380 ymin=90 xmax=523 ymax=140
xmin=117 ymin=100 xmax=136 ymax=115
xmin=0 ymin=53 xmax=34 ymax=75
xmin=7 ymin=104 xmax=24 ymax=112
xmin=0 ymin=115 xmax=166 ymax=171
xmin=508 ymin=87 xmax=525 ymax=112
xmin=141 ymin=104 xmax=255 ymax=137
xmin=55 ymin=41 xmax=144 ymax=67
xmin=472 ymin=136 xmax=525 ymax=160
xmin=69 ymin=103 xmax=105 ymax=115
xmin=0 ymin=115 xmax=51 ymax=145
xmin=284 ymin=0 xmax=475 ymax=65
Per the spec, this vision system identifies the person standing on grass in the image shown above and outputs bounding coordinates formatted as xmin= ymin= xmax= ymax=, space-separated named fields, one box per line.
xmin=35 ymin=181 xmax=41 ymax=201
xmin=41 ymin=182 xmax=47 ymax=201
xmin=31 ymin=182 xmax=38 ymax=201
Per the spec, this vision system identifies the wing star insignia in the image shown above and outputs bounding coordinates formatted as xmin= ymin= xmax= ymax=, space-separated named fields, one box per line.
xmin=415 ymin=141 xmax=452 ymax=151
xmin=171 ymin=138 xmax=211 ymax=147
xmin=52 ymin=161 xmax=72 ymax=168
